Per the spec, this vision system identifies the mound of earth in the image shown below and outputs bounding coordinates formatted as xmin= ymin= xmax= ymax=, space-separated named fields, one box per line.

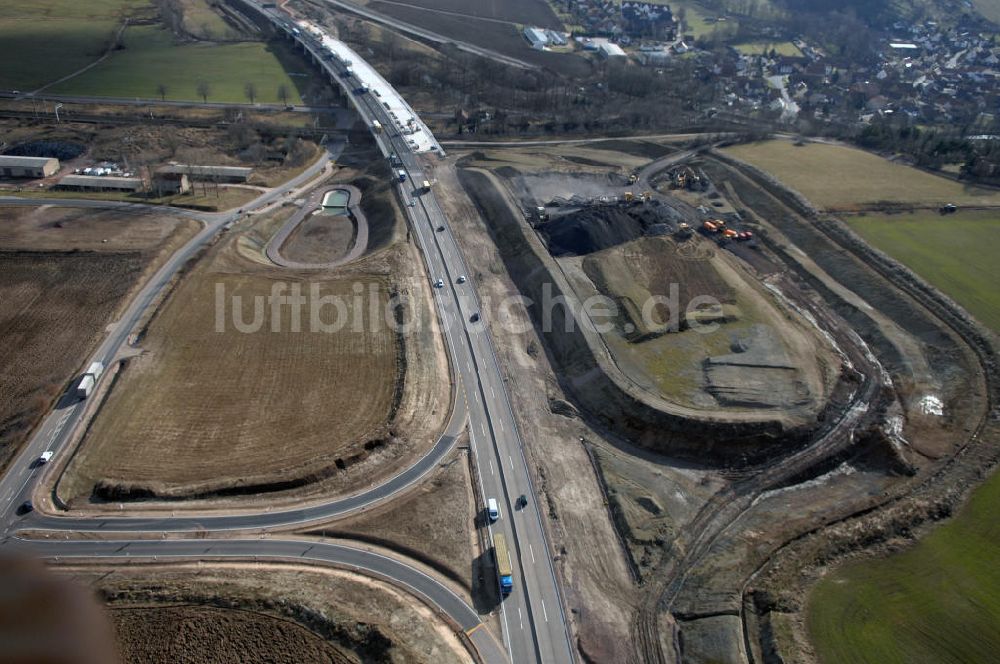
xmin=705 ymin=324 xmax=812 ymax=408
xmin=539 ymin=203 xmax=683 ymax=256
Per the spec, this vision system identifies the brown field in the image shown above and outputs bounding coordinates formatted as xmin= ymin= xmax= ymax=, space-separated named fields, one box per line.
xmin=111 ymin=605 xmax=353 ymax=664
xmin=280 ymin=212 xmax=356 ymax=265
xmin=365 ymin=0 xmax=563 ymax=27
xmin=64 ymin=562 xmax=470 ymax=664
xmin=59 ymin=270 xmax=400 ymax=502
xmin=0 ymin=206 xmax=196 ymax=473
xmin=365 ymin=1 xmax=592 ymax=76
xmin=722 ymin=140 xmax=1000 ymax=210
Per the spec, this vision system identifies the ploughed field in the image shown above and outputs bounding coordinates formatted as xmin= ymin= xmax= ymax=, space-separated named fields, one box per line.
xmin=0 ymin=251 xmax=146 ymax=471
xmin=60 ymin=270 xmax=399 ymax=502
xmin=112 ymin=605 xmax=354 ymax=664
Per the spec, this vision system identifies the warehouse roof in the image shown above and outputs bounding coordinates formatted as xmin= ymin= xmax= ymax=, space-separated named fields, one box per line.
xmin=0 ymin=155 xmax=59 ymax=167
xmin=58 ymin=175 xmax=143 ymax=189
xmin=158 ymin=164 xmax=253 ymax=178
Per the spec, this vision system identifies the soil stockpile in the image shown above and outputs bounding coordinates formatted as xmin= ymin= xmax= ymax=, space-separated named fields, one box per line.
xmin=539 ymin=203 xmax=680 ymax=256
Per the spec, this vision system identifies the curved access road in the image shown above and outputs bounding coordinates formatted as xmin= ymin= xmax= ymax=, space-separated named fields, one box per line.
xmin=266 ymin=184 xmax=369 ymax=269
xmin=2 ymin=536 xmax=507 ymax=664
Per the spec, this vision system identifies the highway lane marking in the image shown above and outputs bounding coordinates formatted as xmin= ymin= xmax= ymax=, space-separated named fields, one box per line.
xmin=498 ymin=417 xmax=504 ymax=432
xmin=490 ymin=386 xmax=496 ymax=400
xmin=489 ymin=460 xmax=494 ymax=476
xmin=480 ymin=422 xmax=487 ymax=437
xmin=518 ymin=607 xmax=523 ymax=630
xmin=508 ymin=455 xmax=514 ymax=472
xmin=542 ymin=599 xmax=548 ymax=622
xmin=529 ymin=544 xmax=535 ymax=564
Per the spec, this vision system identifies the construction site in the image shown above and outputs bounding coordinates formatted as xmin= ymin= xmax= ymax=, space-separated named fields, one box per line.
xmin=428 ymin=135 xmax=997 ymax=662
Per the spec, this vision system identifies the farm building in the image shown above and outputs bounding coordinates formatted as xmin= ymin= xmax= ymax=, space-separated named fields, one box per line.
xmin=598 ymin=42 xmax=628 ymax=59
xmin=160 ymin=164 xmax=253 ymax=183
xmin=0 ymin=155 xmax=60 ymax=178
xmin=57 ymin=174 xmax=143 ymax=192
xmin=152 ymin=170 xmax=191 ymax=195
xmin=524 ymin=27 xmax=550 ymax=50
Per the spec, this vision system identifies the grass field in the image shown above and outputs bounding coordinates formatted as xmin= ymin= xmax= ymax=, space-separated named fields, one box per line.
xmin=723 ymin=141 xmax=1000 ymax=210
xmin=0 ymin=0 xmax=151 ymax=90
xmin=734 ymin=41 xmax=801 ymax=56
xmin=808 ymin=467 xmax=1000 ymax=664
xmin=51 ymin=25 xmax=305 ymax=103
xmin=973 ymin=0 xmax=1000 ymax=23
xmin=60 ymin=268 xmax=399 ymax=501
xmin=846 ymin=210 xmax=1000 ymax=332
xmin=178 ymin=0 xmax=233 ymax=39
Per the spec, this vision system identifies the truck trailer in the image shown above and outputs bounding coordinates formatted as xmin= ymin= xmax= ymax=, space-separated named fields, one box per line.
xmin=493 ymin=533 xmax=514 ymax=597
xmin=77 ymin=361 xmax=105 ymax=399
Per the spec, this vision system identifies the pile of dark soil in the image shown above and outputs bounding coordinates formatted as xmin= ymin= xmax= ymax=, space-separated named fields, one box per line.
xmin=539 ymin=203 xmax=680 ymax=256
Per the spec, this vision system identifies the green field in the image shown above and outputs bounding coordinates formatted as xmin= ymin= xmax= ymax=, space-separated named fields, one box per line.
xmin=734 ymin=41 xmax=801 ymax=56
xmin=51 ymin=25 xmax=304 ymax=104
xmin=808 ymin=466 xmax=1000 ymax=663
xmin=0 ymin=1 xmax=151 ymax=90
xmin=724 ymin=140 xmax=1000 ymax=210
xmin=846 ymin=211 xmax=1000 ymax=332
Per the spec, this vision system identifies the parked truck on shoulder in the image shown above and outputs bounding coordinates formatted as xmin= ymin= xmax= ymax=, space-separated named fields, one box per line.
xmin=77 ymin=361 xmax=104 ymax=399
xmin=493 ymin=533 xmax=514 ymax=597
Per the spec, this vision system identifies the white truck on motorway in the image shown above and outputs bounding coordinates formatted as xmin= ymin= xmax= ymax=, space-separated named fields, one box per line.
xmin=77 ymin=361 xmax=105 ymax=399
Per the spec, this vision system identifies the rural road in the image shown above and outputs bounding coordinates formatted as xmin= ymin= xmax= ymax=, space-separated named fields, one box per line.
xmin=1 ymin=3 xmax=573 ymax=663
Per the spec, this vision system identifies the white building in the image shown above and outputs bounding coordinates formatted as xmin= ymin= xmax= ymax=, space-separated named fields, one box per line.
xmin=598 ymin=42 xmax=627 ymax=59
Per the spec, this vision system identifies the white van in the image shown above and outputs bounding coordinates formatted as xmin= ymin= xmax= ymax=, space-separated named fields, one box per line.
xmin=487 ymin=498 xmax=499 ymax=522
xmin=38 ymin=450 xmax=53 ymax=464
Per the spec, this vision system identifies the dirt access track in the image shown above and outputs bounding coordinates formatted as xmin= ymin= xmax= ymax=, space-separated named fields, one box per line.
xmin=54 ymin=173 xmax=451 ymax=508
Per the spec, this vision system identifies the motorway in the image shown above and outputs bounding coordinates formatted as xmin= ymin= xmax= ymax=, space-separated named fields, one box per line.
xmin=0 ymin=4 xmax=574 ymax=663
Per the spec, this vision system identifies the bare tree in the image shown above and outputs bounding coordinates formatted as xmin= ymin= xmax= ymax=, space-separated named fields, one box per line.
xmin=196 ymin=80 xmax=210 ymax=103
xmin=156 ymin=83 xmax=167 ymax=101
xmin=244 ymin=82 xmax=257 ymax=105
xmin=277 ymin=84 xmax=290 ymax=107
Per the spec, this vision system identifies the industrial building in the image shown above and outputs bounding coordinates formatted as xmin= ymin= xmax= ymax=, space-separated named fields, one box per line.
xmin=598 ymin=42 xmax=628 ymax=59
xmin=57 ymin=174 xmax=144 ymax=192
xmin=159 ymin=164 xmax=253 ymax=183
xmin=524 ymin=27 xmax=550 ymax=50
xmin=0 ymin=155 xmax=60 ymax=178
